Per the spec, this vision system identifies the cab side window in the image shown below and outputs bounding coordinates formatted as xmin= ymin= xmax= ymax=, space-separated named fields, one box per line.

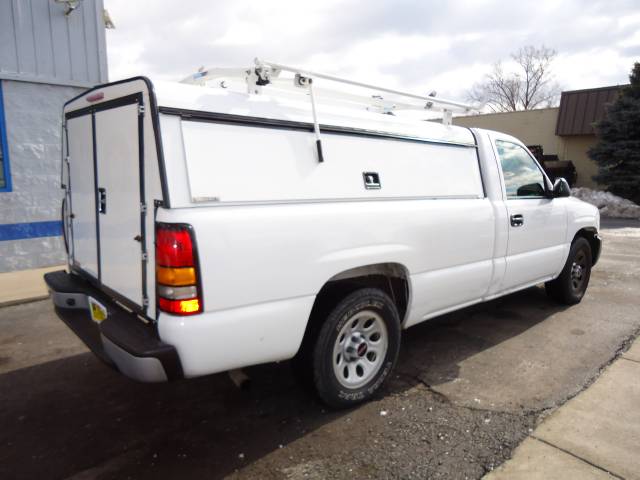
xmin=496 ymin=140 xmax=546 ymax=199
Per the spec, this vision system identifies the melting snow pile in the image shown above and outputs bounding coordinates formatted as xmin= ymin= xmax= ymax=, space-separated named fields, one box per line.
xmin=571 ymin=188 xmax=640 ymax=219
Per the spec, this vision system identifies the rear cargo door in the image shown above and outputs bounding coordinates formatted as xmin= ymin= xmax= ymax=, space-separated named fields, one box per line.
xmin=67 ymin=114 xmax=98 ymax=278
xmin=66 ymin=94 xmax=147 ymax=312
xmin=94 ymin=100 xmax=145 ymax=308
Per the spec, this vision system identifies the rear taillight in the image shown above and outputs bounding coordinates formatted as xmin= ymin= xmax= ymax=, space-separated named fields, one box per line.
xmin=156 ymin=223 xmax=202 ymax=315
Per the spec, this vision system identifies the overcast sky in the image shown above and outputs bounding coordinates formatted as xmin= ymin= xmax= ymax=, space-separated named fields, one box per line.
xmin=104 ymin=0 xmax=639 ymax=101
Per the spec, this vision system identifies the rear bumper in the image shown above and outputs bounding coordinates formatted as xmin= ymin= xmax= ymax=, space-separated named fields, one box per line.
xmin=44 ymin=270 xmax=182 ymax=382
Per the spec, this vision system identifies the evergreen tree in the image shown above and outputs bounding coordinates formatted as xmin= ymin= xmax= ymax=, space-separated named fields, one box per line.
xmin=589 ymin=62 xmax=640 ymax=204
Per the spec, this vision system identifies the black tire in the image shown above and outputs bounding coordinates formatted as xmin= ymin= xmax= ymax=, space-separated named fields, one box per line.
xmin=545 ymin=237 xmax=592 ymax=305
xmin=311 ymin=288 xmax=401 ymax=409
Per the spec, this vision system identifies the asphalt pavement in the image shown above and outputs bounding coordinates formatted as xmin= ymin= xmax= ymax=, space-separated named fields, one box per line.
xmin=0 ymin=219 xmax=638 ymax=479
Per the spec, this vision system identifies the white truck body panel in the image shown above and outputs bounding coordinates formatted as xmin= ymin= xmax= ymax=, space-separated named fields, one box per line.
xmin=60 ymin=76 xmax=600 ymax=379
xmin=180 ymin=121 xmax=483 ymax=203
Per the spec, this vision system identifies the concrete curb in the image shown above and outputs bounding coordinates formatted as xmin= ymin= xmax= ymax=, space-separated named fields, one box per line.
xmin=485 ymin=337 xmax=640 ymax=479
xmin=0 ymin=265 xmax=65 ymax=307
xmin=0 ymin=294 xmax=51 ymax=308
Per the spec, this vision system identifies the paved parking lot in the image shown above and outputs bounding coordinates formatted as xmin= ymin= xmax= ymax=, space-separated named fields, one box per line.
xmin=1 ymin=219 xmax=639 ymax=480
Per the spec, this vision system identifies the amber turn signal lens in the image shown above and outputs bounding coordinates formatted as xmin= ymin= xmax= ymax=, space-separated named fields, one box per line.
xmin=156 ymin=266 xmax=196 ymax=286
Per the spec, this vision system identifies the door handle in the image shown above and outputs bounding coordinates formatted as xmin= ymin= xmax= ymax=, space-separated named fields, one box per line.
xmin=510 ymin=214 xmax=524 ymax=227
xmin=98 ymin=188 xmax=107 ymax=214
xmin=362 ymin=171 xmax=381 ymax=189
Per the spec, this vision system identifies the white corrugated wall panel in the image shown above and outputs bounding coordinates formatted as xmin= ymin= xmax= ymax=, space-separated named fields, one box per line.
xmin=0 ymin=0 xmax=107 ymax=87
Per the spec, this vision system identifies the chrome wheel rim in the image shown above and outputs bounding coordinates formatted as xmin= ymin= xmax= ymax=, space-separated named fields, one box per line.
xmin=571 ymin=250 xmax=587 ymax=291
xmin=332 ymin=310 xmax=388 ymax=389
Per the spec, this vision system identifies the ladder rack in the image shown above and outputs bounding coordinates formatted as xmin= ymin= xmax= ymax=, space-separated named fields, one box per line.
xmin=181 ymin=58 xmax=481 ymax=125
xmin=181 ymin=58 xmax=481 ymax=163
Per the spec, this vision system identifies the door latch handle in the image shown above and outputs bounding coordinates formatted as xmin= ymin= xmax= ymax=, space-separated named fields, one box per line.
xmin=510 ymin=214 xmax=524 ymax=227
xmin=363 ymin=172 xmax=381 ymax=189
xmin=98 ymin=188 xmax=107 ymax=214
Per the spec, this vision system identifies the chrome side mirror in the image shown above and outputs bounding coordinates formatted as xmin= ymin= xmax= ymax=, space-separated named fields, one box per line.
xmin=553 ymin=178 xmax=571 ymax=198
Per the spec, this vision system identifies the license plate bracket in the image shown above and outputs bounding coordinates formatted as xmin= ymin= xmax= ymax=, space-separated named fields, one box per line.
xmin=88 ymin=297 xmax=108 ymax=323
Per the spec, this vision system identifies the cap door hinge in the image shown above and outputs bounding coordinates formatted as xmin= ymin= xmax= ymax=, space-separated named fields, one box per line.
xmin=138 ymin=104 xmax=145 ymax=116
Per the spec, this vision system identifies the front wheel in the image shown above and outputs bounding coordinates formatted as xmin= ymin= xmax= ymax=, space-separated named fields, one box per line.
xmin=311 ymin=288 xmax=401 ymax=409
xmin=545 ymin=237 xmax=592 ymax=305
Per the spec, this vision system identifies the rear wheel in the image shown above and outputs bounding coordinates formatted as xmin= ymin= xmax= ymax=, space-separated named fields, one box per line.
xmin=310 ymin=288 xmax=401 ymax=409
xmin=545 ymin=237 xmax=592 ymax=305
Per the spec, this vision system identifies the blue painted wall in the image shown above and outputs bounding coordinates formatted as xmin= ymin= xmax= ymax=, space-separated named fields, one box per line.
xmin=0 ymin=220 xmax=62 ymax=241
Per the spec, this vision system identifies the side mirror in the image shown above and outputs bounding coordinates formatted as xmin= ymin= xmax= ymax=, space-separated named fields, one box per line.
xmin=518 ymin=183 xmax=546 ymax=197
xmin=553 ymin=177 xmax=571 ymax=198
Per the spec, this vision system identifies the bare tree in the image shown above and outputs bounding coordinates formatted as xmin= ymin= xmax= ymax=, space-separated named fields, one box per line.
xmin=468 ymin=45 xmax=561 ymax=112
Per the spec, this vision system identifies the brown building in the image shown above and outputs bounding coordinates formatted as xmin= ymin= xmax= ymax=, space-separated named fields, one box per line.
xmin=454 ymin=85 xmax=625 ymax=188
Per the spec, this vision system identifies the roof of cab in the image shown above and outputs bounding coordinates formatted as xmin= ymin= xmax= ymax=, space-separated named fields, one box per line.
xmin=470 ymin=127 xmax=529 ymax=147
xmin=152 ymin=79 xmax=476 ymax=147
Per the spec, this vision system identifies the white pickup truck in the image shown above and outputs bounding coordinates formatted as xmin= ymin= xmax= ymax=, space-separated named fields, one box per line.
xmin=45 ymin=64 xmax=601 ymax=408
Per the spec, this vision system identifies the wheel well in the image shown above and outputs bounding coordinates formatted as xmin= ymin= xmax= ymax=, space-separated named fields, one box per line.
xmin=296 ymin=264 xmax=410 ymax=357
xmin=574 ymin=227 xmax=601 ymax=266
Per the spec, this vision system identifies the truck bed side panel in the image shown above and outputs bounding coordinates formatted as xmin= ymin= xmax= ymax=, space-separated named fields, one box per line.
xmin=156 ymin=198 xmax=495 ymax=376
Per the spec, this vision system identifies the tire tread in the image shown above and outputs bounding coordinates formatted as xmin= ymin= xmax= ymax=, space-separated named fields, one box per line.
xmin=545 ymin=237 xmax=592 ymax=305
xmin=311 ymin=288 xmax=400 ymax=409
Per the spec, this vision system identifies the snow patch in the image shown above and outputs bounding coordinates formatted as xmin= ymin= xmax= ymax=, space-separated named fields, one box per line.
xmin=571 ymin=188 xmax=640 ymax=219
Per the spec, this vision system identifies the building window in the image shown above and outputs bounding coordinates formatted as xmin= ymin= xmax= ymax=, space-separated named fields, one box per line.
xmin=0 ymin=83 xmax=12 ymax=192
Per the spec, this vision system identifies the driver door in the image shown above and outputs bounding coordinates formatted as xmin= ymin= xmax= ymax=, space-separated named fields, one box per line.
xmin=494 ymin=138 xmax=567 ymax=291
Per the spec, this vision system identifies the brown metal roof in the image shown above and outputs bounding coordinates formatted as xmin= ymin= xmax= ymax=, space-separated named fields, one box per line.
xmin=555 ymin=85 xmax=627 ymax=136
